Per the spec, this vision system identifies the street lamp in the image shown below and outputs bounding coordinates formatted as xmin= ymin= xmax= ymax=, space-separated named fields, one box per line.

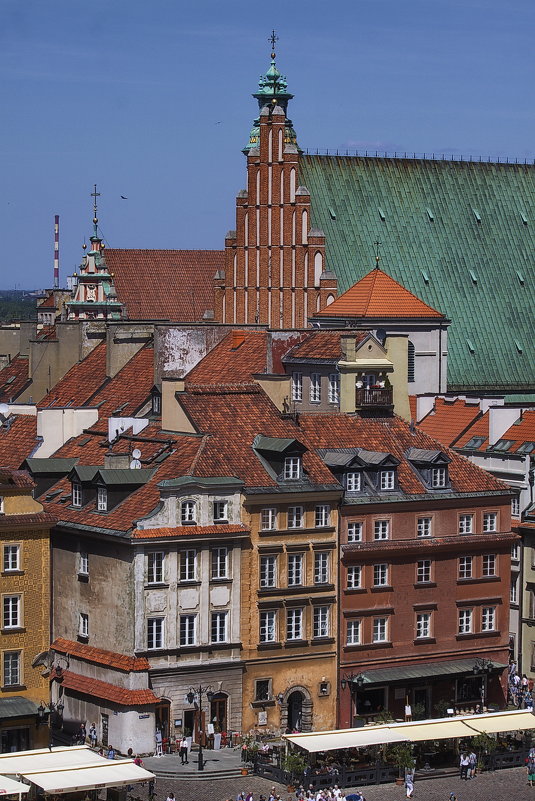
xmin=472 ymin=658 xmax=493 ymax=707
xmin=186 ymin=685 xmax=214 ymax=771
xmin=340 ymin=673 xmax=366 ymax=726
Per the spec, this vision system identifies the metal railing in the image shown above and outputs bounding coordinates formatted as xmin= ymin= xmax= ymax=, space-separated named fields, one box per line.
xmin=355 ymin=387 xmax=393 ymax=407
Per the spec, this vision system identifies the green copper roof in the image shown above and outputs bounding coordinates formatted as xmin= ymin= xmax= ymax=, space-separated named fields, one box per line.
xmin=300 ymin=155 xmax=535 ymax=392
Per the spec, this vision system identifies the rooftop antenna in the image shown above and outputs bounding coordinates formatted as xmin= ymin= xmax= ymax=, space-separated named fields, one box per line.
xmin=374 ymin=240 xmax=382 ymax=269
xmin=53 ymin=215 xmax=60 ymax=288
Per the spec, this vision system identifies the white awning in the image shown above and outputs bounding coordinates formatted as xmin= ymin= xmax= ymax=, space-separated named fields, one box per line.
xmin=0 ymin=747 xmax=154 ymax=795
xmin=0 ymin=776 xmax=30 ymax=795
xmin=285 ymin=709 xmax=535 ymax=753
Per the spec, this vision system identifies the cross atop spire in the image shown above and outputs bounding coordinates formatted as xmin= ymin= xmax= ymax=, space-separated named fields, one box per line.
xmin=91 ymin=184 xmax=101 ymax=239
xmin=269 ymin=29 xmax=278 ymax=59
xmin=374 ymin=240 xmax=382 ymax=269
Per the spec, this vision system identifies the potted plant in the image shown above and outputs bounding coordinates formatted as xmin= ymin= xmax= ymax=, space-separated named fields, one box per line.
xmin=283 ymin=751 xmax=307 ymax=790
xmin=472 ymin=732 xmax=497 ymax=773
xmin=385 ymin=742 xmax=414 ymax=784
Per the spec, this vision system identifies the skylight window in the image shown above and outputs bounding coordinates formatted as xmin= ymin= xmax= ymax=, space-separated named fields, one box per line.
xmin=488 ymin=439 xmax=515 ymax=452
xmin=464 ymin=436 xmax=486 ymax=450
xmin=378 ymin=207 xmax=386 ymax=221
xmin=466 ymin=339 xmax=475 ymax=354
xmin=468 ymin=270 xmax=478 ymax=284
xmin=516 ymin=270 xmax=525 ymax=285
xmin=472 ymin=208 xmax=481 ymax=223
xmin=426 ymin=208 xmax=434 ymax=222
xmin=514 ymin=340 xmax=523 ymax=354
xmin=520 ymin=213 xmax=528 ymax=225
xmin=421 ymin=270 xmax=430 ymax=284
xmin=516 ymin=442 xmax=535 ymax=454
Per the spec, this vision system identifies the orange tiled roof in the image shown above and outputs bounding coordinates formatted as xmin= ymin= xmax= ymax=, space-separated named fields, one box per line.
xmin=53 ymin=669 xmax=158 ymax=706
xmin=0 ymin=355 xmax=30 ymax=403
xmin=418 ymin=398 xmax=483 ymax=446
xmin=0 ymin=468 xmax=34 ymax=489
xmin=38 ymin=294 xmax=56 ymax=309
xmin=0 ymin=511 xmax=56 ymax=529
xmin=86 ymin=346 xmax=154 ymax=420
xmin=500 ymin=410 xmax=535 ymax=454
xmin=186 ymin=331 xmax=269 ymax=385
xmin=0 ymin=415 xmax=38 ymax=469
xmin=52 ymin=637 xmax=150 ymax=671
xmin=133 ymin=523 xmax=250 ymax=539
xmin=408 ymin=396 xmax=417 ymax=421
xmin=298 ymin=413 xmax=508 ymax=495
xmin=35 ymin=325 xmax=57 ymax=341
xmin=455 ymin=411 xmax=490 ymax=450
xmin=314 ymin=267 xmax=444 ymax=319
xmin=37 ymin=342 xmax=107 ymax=410
xmin=104 ymin=249 xmax=223 ymax=321
xmin=286 ymin=331 xmax=371 ymax=360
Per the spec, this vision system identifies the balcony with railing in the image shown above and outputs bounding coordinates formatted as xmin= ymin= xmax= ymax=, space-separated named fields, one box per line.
xmin=355 ymin=386 xmax=393 ymax=410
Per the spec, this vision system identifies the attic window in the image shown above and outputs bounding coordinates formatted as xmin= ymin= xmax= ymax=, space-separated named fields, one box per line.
xmin=488 ymin=439 xmax=515 ymax=452
xmin=517 ymin=442 xmax=535 ymax=454
xmin=72 ymin=482 xmax=82 ymax=508
xmin=421 ymin=270 xmax=430 ymax=284
xmin=464 ymin=436 xmax=486 ymax=450
xmin=328 ymin=207 xmax=336 ymax=220
xmin=516 ymin=271 xmax=525 ymax=285
xmin=468 ymin=270 xmax=478 ymax=284
xmin=472 ymin=208 xmax=482 ymax=223
xmin=426 ymin=208 xmax=434 ymax=222
xmin=97 ymin=486 xmax=108 ymax=512
xmin=345 ymin=472 xmax=362 ymax=492
xmin=284 ymin=456 xmax=302 ymax=480
xmin=514 ymin=340 xmax=523 ymax=354
xmin=152 ymin=393 xmax=161 ymax=415
xmin=112 ymin=402 xmax=128 ymax=416
xmin=78 ymin=437 xmax=91 ymax=447
xmin=466 ymin=339 xmax=475 ymax=354
xmin=378 ymin=207 xmax=386 ymax=222
xmin=520 ymin=213 xmax=528 ymax=225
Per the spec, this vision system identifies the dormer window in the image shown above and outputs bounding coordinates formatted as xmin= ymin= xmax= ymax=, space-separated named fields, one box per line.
xmin=380 ymin=470 xmax=395 ymax=490
xmin=213 ymin=500 xmax=228 ymax=522
xmin=431 ymin=467 xmax=447 ymax=488
xmin=345 ymin=472 xmax=361 ymax=492
xmin=97 ymin=487 xmax=108 ymax=512
xmin=181 ymin=500 xmax=197 ymax=525
xmin=406 ymin=448 xmax=451 ymax=491
xmin=72 ymin=482 xmax=82 ymax=508
xmin=284 ymin=456 xmax=302 ymax=480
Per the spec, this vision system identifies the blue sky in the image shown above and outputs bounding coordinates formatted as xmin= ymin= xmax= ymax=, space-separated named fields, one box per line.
xmin=1 ymin=0 xmax=533 ymax=289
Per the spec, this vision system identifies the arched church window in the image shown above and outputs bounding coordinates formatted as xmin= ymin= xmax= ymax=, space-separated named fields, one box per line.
xmin=290 ymin=168 xmax=296 ymax=202
xmin=302 ymin=210 xmax=308 ymax=244
xmin=314 ymin=252 xmax=323 ymax=286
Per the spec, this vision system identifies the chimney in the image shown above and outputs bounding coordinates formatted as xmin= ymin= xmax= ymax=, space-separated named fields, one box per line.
xmin=104 ymin=451 xmax=130 ymax=470
xmin=340 ymin=333 xmax=356 ymax=362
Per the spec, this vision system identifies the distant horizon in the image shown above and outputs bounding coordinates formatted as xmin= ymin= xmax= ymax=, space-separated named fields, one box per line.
xmin=2 ymin=0 xmax=534 ymax=289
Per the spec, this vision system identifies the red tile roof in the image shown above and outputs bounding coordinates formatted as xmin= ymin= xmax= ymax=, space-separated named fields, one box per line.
xmin=0 ymin=511 xmax=56 ymax=530
xmin=0 ymin=415 xmax=38 ymax=469
xmin=52 ymin=637 xmax=150 ymax=671
xmin=408 ymin=396 xmax=417 ymax=421
xmin=499 ymin=410 xmax=535 ymax=453
xmin=0 ymin=468 xmax=35 ymax=489
xmin=418 ymin=398 xmax=483 ymax=446
xmin=86 ymin=346 xmax=154 ymax=420
xmin=104 ymin=249 xmax=223 ymax=321
xmin=35 ymin=325 xmax=57 ymax=341
xmin=186 ymin=331 xmax=269 ymax=385
xmin=0 ymin=355 xmax=30 ymax=403
xmin=38 ymin=294 xmax=56 ymax=309
xmin=298 ymin=413 xmax=508 ymax=495
xmin=286 ymin=331 xmax=370 ymax=360
xmin=314 ymin=268 xmax=444 ymax=319
xmin=454 ymin=411 xmax=490 ymax=450
xmin=37 ymin=342 xmax=107 ymax=409
xmin=52 ymin=669 xmax=158 ymax=707
xmin=133 ymin=523 xmax=250 ymax=539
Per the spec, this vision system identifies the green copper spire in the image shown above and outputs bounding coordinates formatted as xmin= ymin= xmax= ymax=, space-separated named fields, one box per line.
xmin=90 ymin=184 xmax=101 ymax=246
xmin=244 ymin=31 xmax=299 ymax=153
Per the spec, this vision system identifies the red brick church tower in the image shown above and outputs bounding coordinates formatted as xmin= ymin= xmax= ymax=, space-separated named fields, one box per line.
xmin=214 ymin=36 xmax=338 ymax=328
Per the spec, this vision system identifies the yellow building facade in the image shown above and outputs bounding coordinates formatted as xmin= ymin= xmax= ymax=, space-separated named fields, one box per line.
xmin=0 ymin=469 xmax=55 ymax=751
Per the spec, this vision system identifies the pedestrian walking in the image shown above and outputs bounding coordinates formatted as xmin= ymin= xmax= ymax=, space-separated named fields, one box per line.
xmin=89 ymin=723 xmax=97 ymax=748
xmin=528 ymin=748 xmax=535 ymax=787
xmin=468 ymin=750 xmax=477 ymax=779
xmin=459 ymin=751 xmax=470 ymax=779
xmin=405 ymin=769 xmax=414 ymax=798
xmin=179 ymin=735 xmax=189 ymax=764
xmin=154 ymin=728 xmax=163 ymax=757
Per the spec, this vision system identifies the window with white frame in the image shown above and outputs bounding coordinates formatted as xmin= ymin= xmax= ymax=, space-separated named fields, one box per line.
xmin=261 ymin=507 xmax=277 ymax=531
xmin=3 ymin=595 xmax=21 ymax=629
xmin=79 ymin=551 xmax=89 ymax=576
xmin=483 ymin=512 xmax=497 ymax=532
xmin=483 ymin=554 xmax=496 ymax=577
xmin=288 ymin=553 xmax=303 ymax=586
xmin=3 ymin=544 xmax=20 ymax=572
xmin=373 ymin=563 xmax=389 ymax=587
xmin=417 ymin=517 xmax=432 ymax=538
xmin=431 ymin=466 xmax=447 ymax=488
xmin=314 ymin=552 xmax=329 ymax=584
xmin=3 ymin=651 xmax=20 ymax=686
xmin=180 ymin=614 xmax=196 ymax=646
xmin=211 ymin=611 xmax=228 ymax=643
xmin=511 ymin=543 xmax=520 ymax=561
xmin=79 ymin=612 xmax=89 ymax=639
xmin=211 ymin=547 xmax=228 ymax=579
xmin=511 ymin=575 xmax=518 ymax=604
xmin=347 ymin=565 xmax=362 ymax=589
xmin=373 ymin=617 xmax=388 ymax=642
xmin=181 ymin=500 xmax=197 ymax=525
xmin=291 ymin=373 xmax=303 ymax=402
xmin=313 ymin=605 xmax=330 ymax=638
xmin=97 ymin=486 xmax=107 ymax=512
xmin=179 ymin=549 xmax=197 ymax=581
xmin=512 ymin=496 xmax=520 ymax=517
xmin=380 ymin=470 xmax=395 ymax=490
xmin=147 ymin=551 xmax=164 ymax=584
xmin=328 ymin=373 xmax=340 ymax=404
xmin=287 ymin=506 xmax=303 ymax=529
xmin=345 ymin=472 xmax=361 ymax=492
xmin=213 ymin=500 xmax=228 ymax=522
xmin=374 ymin=519 xmax=390 ymax=540
xmin=458 ymin=608 xmax=472 ymax=634
xmin=147 ymin=617 xmax=164 ymax=649
xmin=459 ymin=556 xmax=473 ymax=579
xmin=286 ymin=607 xmax=304 ymax=640
xmin=416 ymin=612 xmax=432 ymax=639
xmin=346 ymin=619 xmax=361 ymax=645
xmin=416 ymin=560 xmax=432 ymax=583
xmin=260 ymin=555 xmax=277 ymax=588
xmin=310 ymin=373 xmax=321 ymax=403
xmin=284 ymin=456 xmax=302 ymax=480
xmin=347 ymin=522 xmax=363 ymax=542
xmin=152 ymin=393 xmax=161 ymax=415
xmin=481 ymin=606 xmax=496 ymax=631
xmin=72 ymin=482 xmax=82 ymax=507
xmin=315 ymin=504 xmax=330 ymax=527
xmin=259 ymin=610 xmax=277 ymax=643
xmin=459 ymin=514 xmax=473 ymax=534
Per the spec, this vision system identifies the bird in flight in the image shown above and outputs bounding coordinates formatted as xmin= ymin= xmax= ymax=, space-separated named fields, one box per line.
xmin=120 ymin=195 xmax=128 ymax=200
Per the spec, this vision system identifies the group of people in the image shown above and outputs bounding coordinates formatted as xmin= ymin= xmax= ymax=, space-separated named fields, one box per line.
xmin=508 ymin=662 xmax=534 ymax=709
xmin=459 ymin=750 xmax=477 ymax=780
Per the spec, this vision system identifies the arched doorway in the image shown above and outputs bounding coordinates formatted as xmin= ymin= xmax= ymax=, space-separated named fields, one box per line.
xmin=209 ymin=692 xmax=228 ymax=733
xmin=287 ymin=690 xmax=304 ymax=732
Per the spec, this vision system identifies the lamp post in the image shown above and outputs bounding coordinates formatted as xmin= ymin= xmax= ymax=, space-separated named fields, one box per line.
xmin=186 ymin=685 xmax=214 ymax=771
xmin=472 ymin=658 xmax=493 ymax=706
xmin=340 ymin=673 xmax=366 ymax=726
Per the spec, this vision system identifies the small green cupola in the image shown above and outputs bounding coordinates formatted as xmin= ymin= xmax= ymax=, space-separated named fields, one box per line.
xmin=244 ymin=32 xmax=299 ymax=153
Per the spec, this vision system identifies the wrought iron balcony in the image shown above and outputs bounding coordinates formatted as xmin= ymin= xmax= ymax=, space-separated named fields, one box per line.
xmin=355 ymin=386 xmax=393 ymax=408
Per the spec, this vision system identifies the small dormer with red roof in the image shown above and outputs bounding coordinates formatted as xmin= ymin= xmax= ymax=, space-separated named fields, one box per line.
xmin=311 ymin=265 xmax=450 ymax=397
